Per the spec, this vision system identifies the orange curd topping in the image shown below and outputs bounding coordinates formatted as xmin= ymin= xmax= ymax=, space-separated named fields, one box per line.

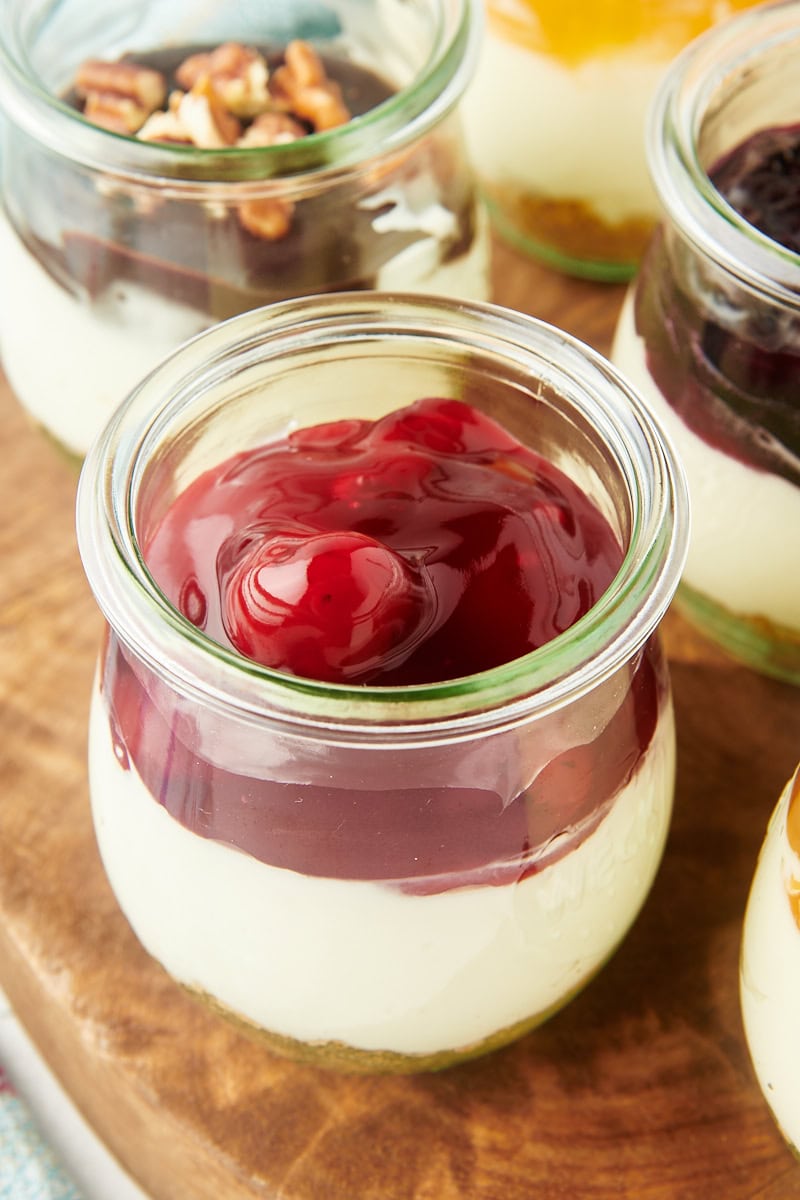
xmin=486 ymin=1 xmax=760 ymax=65
xmin=786 ymin=768 xmax=800 ymax=931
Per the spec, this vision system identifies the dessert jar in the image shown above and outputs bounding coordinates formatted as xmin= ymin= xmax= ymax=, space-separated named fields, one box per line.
xmin=76 ymin=292 xmax=688 ymax=1073
xmin=0 ymin=0 xmax=488 ymax=461
xmin=461 ymin=0 xmax=759 ymax=281
xmin=612 ymin=2 xmax=800 ymax=684
xmin=741 ymin=765 xmax=800 ymax=1154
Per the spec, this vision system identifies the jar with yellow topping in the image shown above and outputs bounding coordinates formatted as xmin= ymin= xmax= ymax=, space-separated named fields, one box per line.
xmin=461 ymin=0 xmax=761 ymax=280
xmin=741 ymin=765 xmax=800 ymax=1153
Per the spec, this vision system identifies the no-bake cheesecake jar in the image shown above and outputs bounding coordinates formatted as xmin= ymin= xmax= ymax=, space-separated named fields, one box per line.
xmin=0 ymin=0 xmax=488 ymax=460
xmin=461 ymin=0 xmax=759 ymax=280
xmin=612 ymin=1 xmax=800 ymax=683
xmin=76 ymin=292 xmax=688 ymax=1073
xmin=741 ymin=764 xmax=800 ymax=1154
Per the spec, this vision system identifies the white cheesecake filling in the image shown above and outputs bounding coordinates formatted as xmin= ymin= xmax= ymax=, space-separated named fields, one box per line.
xmin=740 ymin=771 xmax=800 ymax=1152
xmin=613 ymin=293 xmax=800 ymax=631
xmin=0 ymin=211 xmax=209 ymax=458
xmin=0 ymin=205 xmax=489 ymax=460
xmin=461 ymin=35 xmax=660 ymax=226
xmin=89 ymin=682 xmax=675 ymax=1057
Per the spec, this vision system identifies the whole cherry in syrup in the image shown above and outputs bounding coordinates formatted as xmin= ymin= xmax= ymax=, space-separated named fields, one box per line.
xmin=221 ymin=527 xmax=434 ymax=684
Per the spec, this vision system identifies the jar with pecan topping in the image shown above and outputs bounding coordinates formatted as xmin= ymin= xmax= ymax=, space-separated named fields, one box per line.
xmin=461 ymin=0 xmax=761 ymax=281
xmin=0 ymin=0 xmax=488 ymax=459
xmin=612 ymin=1 xmax=800 ymax=683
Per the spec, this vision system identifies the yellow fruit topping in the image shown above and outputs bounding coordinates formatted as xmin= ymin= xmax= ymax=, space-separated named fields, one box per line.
xmin=788 ymin=767 xmax=800 ymax=855
xmin=786 ymin=767 xmax=800 ymax=931
xmin=486 ymin=0 xmax=761 ymax=65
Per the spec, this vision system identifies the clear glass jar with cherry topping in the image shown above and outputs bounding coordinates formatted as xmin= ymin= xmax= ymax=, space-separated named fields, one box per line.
xmin=612 ymin=1 xmax=800 ymax=683
xmin=461 ymin=0 xmax=760 ymax=281
xmin=76 ymin=292 xmax=688 ymax=1073
xmin=0 ymin=0 xmax=488 ymax=461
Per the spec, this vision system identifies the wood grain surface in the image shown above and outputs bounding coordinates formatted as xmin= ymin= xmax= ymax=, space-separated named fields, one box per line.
xmin=2 ymin=240 xmax=800 ymax=1199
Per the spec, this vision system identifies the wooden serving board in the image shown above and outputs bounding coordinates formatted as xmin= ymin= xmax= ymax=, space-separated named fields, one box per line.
xmin=2 ymin=242 xmax=800 ymax=1199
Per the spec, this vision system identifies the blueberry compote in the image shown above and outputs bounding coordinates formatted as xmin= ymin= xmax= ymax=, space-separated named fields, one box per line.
xmin=712 ymin=124 xmax=800 ymax=257
xmin=105 ymin=398 xmax=663 ymax=890
xmin=633 ymin=125 xmax=800 ymax=486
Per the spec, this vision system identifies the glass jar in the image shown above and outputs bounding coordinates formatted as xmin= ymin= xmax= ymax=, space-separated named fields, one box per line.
xmin=76 ymin=292 xmax=688 ymax=1073
xmin=0 ymin=0 xmax=488 ymax=461
xmin=612 ymin=1 xmax=800 ymax=683
xmin=461 ymin=0 xmax=760 ymax=281
xmin=741 ymin=764 xmax=800 ymax=1153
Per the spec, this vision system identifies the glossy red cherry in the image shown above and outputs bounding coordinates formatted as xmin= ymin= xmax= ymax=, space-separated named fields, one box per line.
xmin=220 ymin=527 xmax=431 ymax=683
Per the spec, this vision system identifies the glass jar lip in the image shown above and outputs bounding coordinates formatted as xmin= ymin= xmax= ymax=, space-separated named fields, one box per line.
xmin=76 ymin=293 xmax=689 ymax=737
xmin=648 ymin=0 xmax=800 ymax=306
xmin=0 ymin=0 xmax=481 ymax=185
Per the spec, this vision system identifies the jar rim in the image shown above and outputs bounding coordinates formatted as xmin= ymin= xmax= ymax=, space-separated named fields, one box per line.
xmin=76 ymin=293 xmax=689 ymax=738
xmin=0 ymin=0 xmax=480 ymax=185
xmin=648 ymin=0 xmax=800 ymax=306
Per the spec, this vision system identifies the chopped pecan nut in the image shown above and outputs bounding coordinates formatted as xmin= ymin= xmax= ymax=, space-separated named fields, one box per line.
xmin=73 ymin=38 xmax=353 ymax=152
xmin=175 ymin=42 xmax=270 ymax=118
xmin=292 ymin=84 xmax=351 ymax=132
xmin=140 ymin=79 xmax=242 ymax=148
xmin=238 ymin=197 xmax=295 ymax=240
xmin=177 ymin=76 xmax=242 ymax=146
xmin=82 ymin=92 xmax=152 ymax=135
xmin=137 ymin=107 xmax=194 ymax=144
xmin=76 ymin=59 xmax=167 ymax=133
xmin=238 ymin=111 xmax=307 ymax=148
xmin=75 ymin=59 xmax=167 ymax=112
xmin=270 ymin=40 xmax=351 ymax=132
xmin=284 ymin=39 xmax=326 ymax=89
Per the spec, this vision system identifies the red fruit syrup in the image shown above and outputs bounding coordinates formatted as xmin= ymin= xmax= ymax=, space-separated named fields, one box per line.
xmin=146 ymin=397 xmax=623 ymax=683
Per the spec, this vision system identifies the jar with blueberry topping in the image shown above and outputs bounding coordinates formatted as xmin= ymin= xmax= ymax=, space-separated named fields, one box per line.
xmin=612 ymin=0 xmax=800 ymax=683
xmin=76 ymin=292 xmax=688 ymax=1073
xmin=0 ymin=0 xmax=488 ymax=460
